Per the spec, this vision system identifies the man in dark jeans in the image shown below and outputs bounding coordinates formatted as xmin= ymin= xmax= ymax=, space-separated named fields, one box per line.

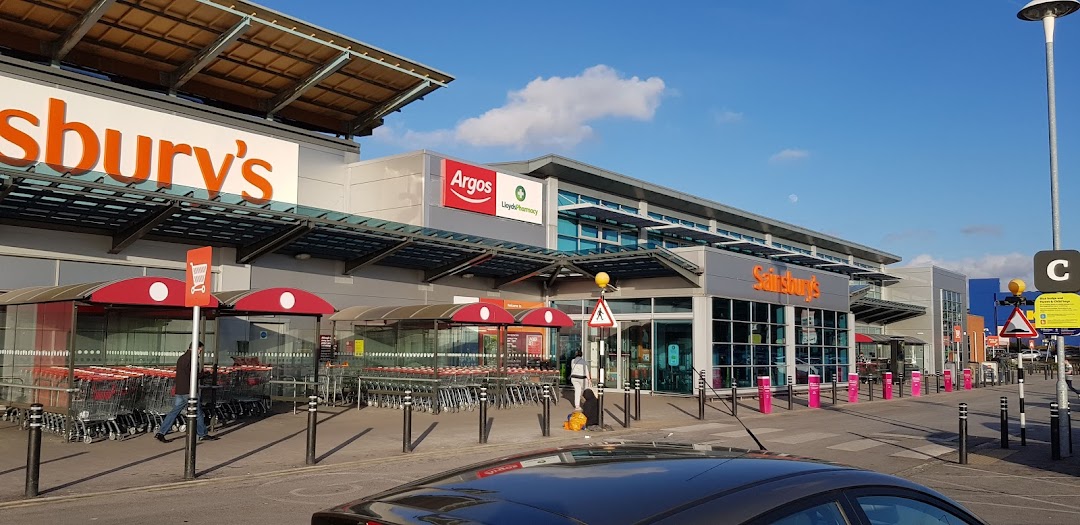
xmin=155 ymin=342 xmax=219 ymax=442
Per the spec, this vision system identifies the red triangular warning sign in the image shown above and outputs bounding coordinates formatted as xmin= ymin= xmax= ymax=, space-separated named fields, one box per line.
xmin=588 ymin=297 xmax=616 ymax=327
xmin=999 ymin=307 xmax=1038 ymax=338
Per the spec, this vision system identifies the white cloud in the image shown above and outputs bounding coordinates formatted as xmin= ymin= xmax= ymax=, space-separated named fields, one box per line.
xmin=714 ymin=109 xmax=744 ymax=124
xmin=900 ymin=252 xmax=1034 ymax=287
xmin=769 ymin=148 xmax=809 ymax=163
xmin=374 ymin=65 xmax=666 ymax=151
xmin=788 ymin=194 xmax=798 ymax=203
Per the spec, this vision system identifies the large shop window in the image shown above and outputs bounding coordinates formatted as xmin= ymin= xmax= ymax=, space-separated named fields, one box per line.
xmin=795 ymin=307 xmax=849 ymax=384
xmin=711 ymin=298 xmax=850 ymax=388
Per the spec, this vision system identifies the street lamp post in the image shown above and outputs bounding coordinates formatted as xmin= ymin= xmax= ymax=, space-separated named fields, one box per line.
xmin=1018 ymin=0 xmax=1079 ymax=459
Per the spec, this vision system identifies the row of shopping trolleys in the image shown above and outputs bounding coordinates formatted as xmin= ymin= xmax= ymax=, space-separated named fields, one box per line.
xmin=356 ymin=366 xmax=561 ymax=414
xmin=1 ymin=365 xmax=273 ymax=443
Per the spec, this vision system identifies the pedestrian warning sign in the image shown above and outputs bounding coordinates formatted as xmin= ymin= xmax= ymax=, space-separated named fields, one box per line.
xmin=998 ymin=307 xmax=1038 ymax=338
xmin=588 ymin=297 xmax=616 ymax=327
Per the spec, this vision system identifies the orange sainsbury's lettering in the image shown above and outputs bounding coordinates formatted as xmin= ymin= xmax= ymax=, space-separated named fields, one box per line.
xmin=0 ymin=96 xmax=279 ymax=205
xmin=45 ymin=98 xmax=99 ymax=175
xmin=752 ymin=265 xmax=821 ymax=303
xmin=0 ymin=109 xmax=39 ymax=167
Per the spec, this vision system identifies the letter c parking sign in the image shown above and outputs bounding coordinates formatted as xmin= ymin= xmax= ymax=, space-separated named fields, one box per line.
xmin=1034 ymin=250 xmax=1080 ymax=292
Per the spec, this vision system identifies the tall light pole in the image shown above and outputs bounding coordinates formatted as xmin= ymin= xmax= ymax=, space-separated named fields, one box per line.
xmin=1018 ymin=0 xmax=1079 ymax=459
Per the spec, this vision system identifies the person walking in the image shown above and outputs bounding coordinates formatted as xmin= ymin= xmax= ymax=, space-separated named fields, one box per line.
xmin=155 ymin=341 xmax=218 ymax=442
xmin=570 ymin=349 xmax=591 ymax=410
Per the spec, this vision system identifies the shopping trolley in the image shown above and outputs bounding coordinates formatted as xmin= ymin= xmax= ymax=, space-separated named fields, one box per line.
xmin=189 ymin=262 xmax=208 ymax=294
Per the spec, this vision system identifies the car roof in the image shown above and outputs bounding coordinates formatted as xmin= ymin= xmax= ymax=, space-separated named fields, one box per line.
xmin=315 ymin=443 xmax=866 ymax=525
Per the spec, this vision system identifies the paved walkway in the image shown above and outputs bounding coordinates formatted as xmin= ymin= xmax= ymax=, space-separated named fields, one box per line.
xmin=1 ymin=374 xmax=1077 ymax=523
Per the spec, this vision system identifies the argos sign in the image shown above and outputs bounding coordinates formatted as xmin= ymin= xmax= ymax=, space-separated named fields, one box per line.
xmin=0 ymin=75 xmax=299 ymax=205
xmin=442 ymin=159 xmax=543 ymax=224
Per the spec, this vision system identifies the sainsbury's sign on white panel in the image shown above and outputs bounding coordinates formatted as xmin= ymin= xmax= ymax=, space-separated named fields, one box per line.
xmin=0 ymin=75 xmax=299 ymax=205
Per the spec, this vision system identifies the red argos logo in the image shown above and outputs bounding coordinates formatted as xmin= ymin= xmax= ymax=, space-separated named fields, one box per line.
xmin=443 ymin=159 xmax=496 ymax=216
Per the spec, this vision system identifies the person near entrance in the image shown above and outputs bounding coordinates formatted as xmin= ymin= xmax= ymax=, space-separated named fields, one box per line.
xmin=155 ymin=341 xmax=219 ymax=442
xmin=570 ymin=349 xmax=591 ymax=410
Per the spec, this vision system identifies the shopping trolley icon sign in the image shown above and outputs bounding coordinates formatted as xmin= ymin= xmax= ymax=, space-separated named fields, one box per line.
xmin=185 ymin=246 xmax=214 ymax=307
xmin=189 ymin=262 xmax=208 ymax=294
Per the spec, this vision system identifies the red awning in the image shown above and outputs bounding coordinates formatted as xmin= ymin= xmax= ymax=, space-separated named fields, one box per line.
xmin=509 ymin=307 xmax=574 ymax=328
xmin=214 ymin=288 xmax=334 ymax=316
xmin=0 ymin=277 xmax=217 ymax=307
xmin=855 ymin=333 xmax=873 ymax=344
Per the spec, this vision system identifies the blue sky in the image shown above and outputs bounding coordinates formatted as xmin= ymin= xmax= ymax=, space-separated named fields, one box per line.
xmin=260 ymin=0 xmax=1079 ymax=286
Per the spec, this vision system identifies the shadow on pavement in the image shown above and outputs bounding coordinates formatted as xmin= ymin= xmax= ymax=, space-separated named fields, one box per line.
xmin=412 ymin=422 xmax=439 ymax=451
xmin=315 ymin=428 xmax=372 ymax=464
xmin=0 ymin=451 xmax=89 ymax=477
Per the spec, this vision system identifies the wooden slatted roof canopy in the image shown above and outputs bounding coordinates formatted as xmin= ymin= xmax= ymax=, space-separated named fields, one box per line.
xmin=0 ymin=0 xmax=452 ymax=136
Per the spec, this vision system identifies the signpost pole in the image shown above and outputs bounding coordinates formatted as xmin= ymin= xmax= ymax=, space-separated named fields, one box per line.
xmin=183 ymin=246 xmax=212 ymax=481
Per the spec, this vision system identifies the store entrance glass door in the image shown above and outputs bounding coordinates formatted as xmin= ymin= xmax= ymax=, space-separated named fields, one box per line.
xmin=654 ymin=320 xmax=693 ymax=394
xmin=620 ymin=320 xmax=652 ymax=390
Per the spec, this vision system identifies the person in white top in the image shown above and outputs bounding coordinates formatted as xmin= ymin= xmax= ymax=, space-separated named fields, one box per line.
xmin=570 ymin=349 xmax=591 ymax=409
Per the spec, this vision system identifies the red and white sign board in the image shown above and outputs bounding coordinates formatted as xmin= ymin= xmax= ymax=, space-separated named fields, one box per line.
xmin=986 ymin=335 xmax=999 ymax=346
xmin=588 ymin=297 xmax=616 ymax=328
xmin=953 ymin=325 xmax=962 ymax=342
xmin=185 ymin=246 xmax=213 ymax=307
xmin=441 ymin=159 xmax=543 ymax=224
xmin=999 ymin=307 xmax=1038 ymax=338
xmin=1029 ymin=340 xmax=1035 ymax=350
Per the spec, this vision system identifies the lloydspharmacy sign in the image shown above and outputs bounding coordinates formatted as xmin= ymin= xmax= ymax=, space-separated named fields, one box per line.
xmin=442 ymin=158 xmax=543 ymax=224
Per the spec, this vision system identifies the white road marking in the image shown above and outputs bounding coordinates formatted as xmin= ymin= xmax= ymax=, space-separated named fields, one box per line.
xmin=768 ymin=432 xmax=838 ymax=444
xmin=710 ymin=428 xmax=783 ymax=438
xmin=827 ymin=438 xmax=895 ymax=451
xmin=890 ymin=444 xmax=955 ymax=459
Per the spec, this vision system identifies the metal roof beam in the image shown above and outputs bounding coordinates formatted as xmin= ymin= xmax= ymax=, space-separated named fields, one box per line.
xmin=167 ymin=16 xmax=252 ymax=90
xmin=237 ymin=221 xmax=314 ymax=264
xmin=0 ymin=177 xmax=17 ymax=205
xmin=49 ymin=0 xmax=117 ymax=62
xmin=650 ymin=253 xmax=702 ymax=286
xmin=266 ymin=52 xmax=351 ymax=117
xmin=349 ymin=80 xmax=432 ymax=135
xmin=109 ymin=202 xmax=179 ymax=254
xmin=495 ymin=261 xmax=561 ymax=289
xmin=343 ymin=238 xmax=413 ymax=275
xmin=423 ymin=251 xmax=495 ymax=283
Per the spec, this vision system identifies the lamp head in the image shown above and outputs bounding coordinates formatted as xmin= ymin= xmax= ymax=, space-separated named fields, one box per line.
xmin=1018 ymin=0 xmax=1080 ymax=21
xmin=1007 ymin=278 xmax=1026 ymax=296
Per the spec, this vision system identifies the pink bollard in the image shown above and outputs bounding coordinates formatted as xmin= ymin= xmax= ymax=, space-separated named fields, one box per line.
xmin=963 ymin=368 xmax=973 ymax=390
xmin=847 ymin=372 xmax=859 ymax=403
xmin=808 ymin=374 xmax=821 ymax=408
xmin=944 ymin=369 xmax=953 ymax=392
xmin=911 ymin=371 xmax=922 ymax=397
xmin=757 ymin=376 xmax=772 ymax=414
xmin=883 ymin=372 xmax=893 ymax=400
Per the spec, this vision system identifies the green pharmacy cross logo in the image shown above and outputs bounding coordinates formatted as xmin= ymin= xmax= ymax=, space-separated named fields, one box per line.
xmin=515 ymin=185 xmax=526 ymax=202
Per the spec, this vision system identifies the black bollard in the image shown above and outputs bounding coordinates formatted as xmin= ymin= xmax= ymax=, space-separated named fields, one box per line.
xmin=542 ymin=385 xmax=550 ymax=437
xmin=698 ymin=373 xmax=706 ymax=420
xmin=936 ymin=372 xmax=942 ymax=393
xmin=479 ymin=387 xmax=488 ymax=444
xmin=403 ymin=390 xmax=413 ymax=453
xmin=598 ymin=383 xmax=605 ymax=428
xmin=832 ymin=379 xmax=837 ymax=405
xmin=1045 ymin=366 xmax=1049 ymax=380
xmin=25 ymin=404 xmax=43 ymax=498
xmin=959 ymin=403 xmax=969 ymax=465
xmin=623 ymin=381 xmax=630 ymax=428
xmin=869 ymin=377 xmax=875 ymax=402
xmin=634 ymin=379 xmax=641 ymax=421
xmin=898 ymin=375 xmax=904 ymax=398
xmin=306 ymin=395 xmax=318 ymax=465
xmin=183 ymin=398 xmax=198 ymax=480
xmin=731 ymin=386 xmax=738 ymax=417
xmin=1000 ymin=397 xmax=1009 ymax=449
xmin=1051 ymin=403 xmax=1061 ymax=460
xmin=1019 ymin=368 xmax=1027 ymax=446
xmin=787 ymin=382 xmax=794 ymax=411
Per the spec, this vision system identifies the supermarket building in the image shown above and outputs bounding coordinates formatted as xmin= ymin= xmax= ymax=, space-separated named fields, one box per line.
xmin=0 ymin=0 xmax=966 ymax=400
